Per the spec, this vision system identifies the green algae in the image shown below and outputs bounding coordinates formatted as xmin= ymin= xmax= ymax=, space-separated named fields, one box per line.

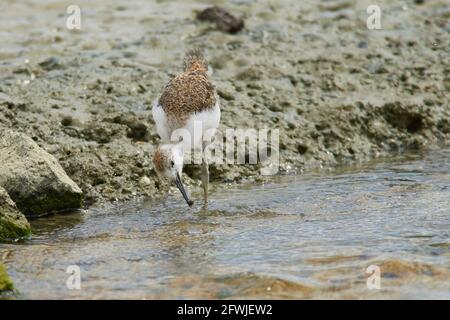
xmin=0 ymin=264 xmax=13 ymax=293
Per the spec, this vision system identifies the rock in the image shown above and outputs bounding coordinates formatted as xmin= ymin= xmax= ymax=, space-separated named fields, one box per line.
xmin=0 ymin=129 xmax=83 ymax=216
xmin=197 ymin=6 xmax=244 ymax=34
xmin=0 ymin=264 xmax=13 ymax=293
xmin=38 ymin=57 xmax=62 ymax=71
xmin=61 ymin=115 xmax=73 ymax=126
xmin=357 ymin=41 xmax=368 ymax=48
xmin=0 ymin=186 xmax=31 ymax=240
xmin=138 ymin=176 xmax=151 ymax=188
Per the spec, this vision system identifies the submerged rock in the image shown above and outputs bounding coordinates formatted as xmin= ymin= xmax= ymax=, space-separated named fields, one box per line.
xmin=0 ymin=263 xmax=13 ymax=293
xmin=0 ymin=129 xmax=83 ymax=216
xmin=0 ymin=186 xmax=31 ymax=240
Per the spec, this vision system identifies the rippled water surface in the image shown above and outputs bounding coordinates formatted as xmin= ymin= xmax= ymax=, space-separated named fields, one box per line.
xmin=1 ymin=149 xmax=449 ymax=299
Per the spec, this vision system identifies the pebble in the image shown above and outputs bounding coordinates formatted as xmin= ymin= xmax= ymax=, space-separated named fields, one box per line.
xmin=38 ymin=57 xmax=62 ymax=71
xmin=139 ymin=176 xmax=151 ymax=188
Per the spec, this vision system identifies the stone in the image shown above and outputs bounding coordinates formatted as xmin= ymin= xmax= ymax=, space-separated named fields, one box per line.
xmin=197 ymin=6 xmax=244 ymax=34
xmin=0 ymin=264 xmax=13 ymax=292
xmin=0 ymin=186 xmax=31 ymax=240
xmin=0 ymin=129 xmax=83 ymax=216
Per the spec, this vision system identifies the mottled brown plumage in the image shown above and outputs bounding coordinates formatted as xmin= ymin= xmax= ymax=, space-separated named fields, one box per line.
xmin=158 ymin=50 xmax=216 ymax=128
xmin=183 ymin=49 xmax=208 ymax=72
xmin=152 ymin=50 xmax=220 ymax=206
xmin=153 ymin=147 xmax=168 ymax=174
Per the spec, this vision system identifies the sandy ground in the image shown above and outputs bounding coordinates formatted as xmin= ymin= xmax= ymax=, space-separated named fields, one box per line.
xmin=0 ymin=0 xmax=448 ymax=205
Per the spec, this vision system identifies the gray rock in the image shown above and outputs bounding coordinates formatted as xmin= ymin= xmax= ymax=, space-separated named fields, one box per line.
xmin=0 ymin=129 xmax=83 ymax=216
xmin=0 ymin=186 xmax=30 ymax=240
xmin=38 ymin=57 xmax=63 ymax=71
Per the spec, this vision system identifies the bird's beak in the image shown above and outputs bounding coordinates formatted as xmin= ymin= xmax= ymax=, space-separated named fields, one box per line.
xmin=175 ymin=172 xmax=193 ymax=207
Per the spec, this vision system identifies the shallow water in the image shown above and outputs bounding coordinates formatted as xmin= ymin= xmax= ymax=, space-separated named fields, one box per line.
xmin=1 ymin=149 xmax=450 ymax=299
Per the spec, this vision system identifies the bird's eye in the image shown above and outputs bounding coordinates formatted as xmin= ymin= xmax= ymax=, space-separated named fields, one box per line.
xmin=170 ymin=160 xmax=175 ymax=167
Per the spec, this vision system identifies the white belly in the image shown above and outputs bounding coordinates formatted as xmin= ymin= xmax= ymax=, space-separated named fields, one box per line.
xmin=152 ymin=100 xmax=221 ymax=151
xmin=152 ymin=100 xmax=171 ymax=142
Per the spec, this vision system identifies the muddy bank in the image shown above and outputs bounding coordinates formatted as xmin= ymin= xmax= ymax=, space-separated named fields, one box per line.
xmin=0 ymin=0 xmax=448 ymax=206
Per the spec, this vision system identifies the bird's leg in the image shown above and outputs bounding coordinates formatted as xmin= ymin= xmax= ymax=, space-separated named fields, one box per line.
xmin=201 ymin=142 xmax=209 ymax=204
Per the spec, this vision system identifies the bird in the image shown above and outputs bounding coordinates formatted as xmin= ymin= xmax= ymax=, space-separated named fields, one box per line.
xmin=152 ymin=49 xmax=220 ymax=207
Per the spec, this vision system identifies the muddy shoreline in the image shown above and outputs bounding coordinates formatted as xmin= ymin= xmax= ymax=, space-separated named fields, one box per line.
xmin=0 ymin=0 xmax=449 ymax=207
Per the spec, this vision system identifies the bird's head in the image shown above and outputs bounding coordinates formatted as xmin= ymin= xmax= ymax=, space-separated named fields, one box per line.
xmin=153 ymin=144 xmax=193 ymax=206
